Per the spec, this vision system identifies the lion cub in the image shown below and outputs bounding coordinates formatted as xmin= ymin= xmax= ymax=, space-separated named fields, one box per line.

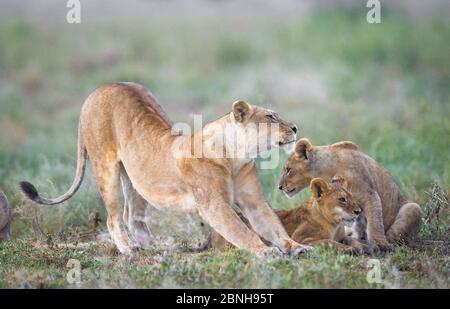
xmin=0 ymin=191 xmax=11 ymax=243
xmin=203 ymin=176 xmax=369 ymax=254
xmin=279 ymin=139 xmax=423 ymax=251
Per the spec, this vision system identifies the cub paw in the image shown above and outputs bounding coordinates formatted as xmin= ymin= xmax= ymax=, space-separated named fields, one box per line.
xmin=344 ymin=245 xmax=371 ymax=256
xmin=359 ymin=244 xmax=373 ymax=255
xmin=370 ymin=241 xmax=394 ymax=253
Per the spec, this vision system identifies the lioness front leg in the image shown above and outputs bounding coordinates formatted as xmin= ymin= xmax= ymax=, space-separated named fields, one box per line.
xmin=197 ymin=199 xmax=269 ymax=255
xmin=361 ymin=190 xmax=393 ymax=252
xmin=235 ymin=164 xmax=311 ymax=256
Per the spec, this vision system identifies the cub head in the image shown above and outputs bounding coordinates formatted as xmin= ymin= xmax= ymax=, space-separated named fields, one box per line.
xmin=310 ymin=176 xmax=361 ymax=223
xmin=231 ymin=100 xmax=298 ymax=155
xmin=279 ymin=138 xmax=316 ymax=197
xmin=278 ymin=138 xmax=360 ymax=197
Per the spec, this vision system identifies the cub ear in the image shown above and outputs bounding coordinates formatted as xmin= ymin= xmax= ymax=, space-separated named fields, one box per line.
xmin=232 ymin=100 xmax=253 ymax=123
xmin=310 ymin=178 xmax=329 ymax=199
xmin=295 ymin=138 xmax=313 ymax=160
xmin=331 ymin=175 xmax=348 ymax=189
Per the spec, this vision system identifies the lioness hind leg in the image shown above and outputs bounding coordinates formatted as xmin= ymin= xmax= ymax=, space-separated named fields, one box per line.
xmin=92 ymin=160 xmax=134 ymax=254
xmin=386 ymin=202 xmax=422 ymax=244
xmin=120 ymin=165 xmax=155 ymax=249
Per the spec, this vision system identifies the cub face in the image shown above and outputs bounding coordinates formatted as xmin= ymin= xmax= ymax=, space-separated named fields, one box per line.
xmin=279 ymin=138 xmax=316 ymax=197
xmin=231 ymin=100 xmax=298 ymax=155
xmin=310 ymin=176 xmax=361 ymax=222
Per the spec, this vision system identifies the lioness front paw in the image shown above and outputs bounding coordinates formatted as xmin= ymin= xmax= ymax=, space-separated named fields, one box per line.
xmin=290 ymin=244 xmax=313 ymax=257
xmin=283 ymin=239 xmax=313 ymax=257
xmin=255 ymin=246 xmax=282 ymax=258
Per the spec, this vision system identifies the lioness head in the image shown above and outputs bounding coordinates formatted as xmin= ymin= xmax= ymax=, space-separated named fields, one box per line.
xmin=279 ymin=138 xmax=317 ymax=196
xmin=310 ymin=176 xmax=361 ymax=222
xmin=231 ymin=100 xmax=298 ymax=155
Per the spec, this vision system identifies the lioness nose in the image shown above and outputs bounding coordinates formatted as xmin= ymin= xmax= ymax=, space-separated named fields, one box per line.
xmin=291 ymin=125 xmax=298 ymax=134
xmin=278 ymin=185 xmax=283 ymax=190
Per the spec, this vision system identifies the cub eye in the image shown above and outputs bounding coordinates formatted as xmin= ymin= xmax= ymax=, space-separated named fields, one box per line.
xmin=266 ymin=114 xmax=276 ymax=122
xmin=338 ymin=197 xmax=347 ymax=203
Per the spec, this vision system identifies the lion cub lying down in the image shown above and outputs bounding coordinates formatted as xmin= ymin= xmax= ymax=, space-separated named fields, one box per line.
xmin=203 ymin=176 xmax=369 ymax=255
xmin=0 ymin=191 xmax=11 ymax=243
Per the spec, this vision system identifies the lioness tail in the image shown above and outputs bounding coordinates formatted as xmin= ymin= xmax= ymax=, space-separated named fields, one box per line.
xmin=19 ymin=122 xmax=87 ymax=205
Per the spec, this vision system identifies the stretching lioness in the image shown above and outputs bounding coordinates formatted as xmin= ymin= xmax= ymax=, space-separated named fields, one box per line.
xmin=279 ymin=138 xmax=423 ymax=251
xmin=0 ymin=191 xmax=11 ymax=243
xmin=202 ymin=176 xmax=369 ymax=255
xmin=19 ymin=82 xmax=310 ymax=256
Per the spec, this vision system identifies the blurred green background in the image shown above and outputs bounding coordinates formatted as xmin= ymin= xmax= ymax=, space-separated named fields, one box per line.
xmin=0 ymin=0 xmax=449 ymax=250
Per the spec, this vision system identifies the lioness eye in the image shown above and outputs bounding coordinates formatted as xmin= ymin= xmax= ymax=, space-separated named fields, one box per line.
xmin=286 ymin=168 xmax=292 ymax=176
xmin=338 ymin=197 xmax=347 ymax=203
xmin=266 ymin=114 xmax=276 ymax=122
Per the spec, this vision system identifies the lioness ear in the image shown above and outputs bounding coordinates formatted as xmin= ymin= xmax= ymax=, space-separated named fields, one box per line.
xmin=232 ymin=100 xmax=253 ymax=123
xmin=295 ymin=138 xmax=313 ymax=160
xmin=331 ymin=175 xmax=348 ymax=189
xmin=310 ymin=178 xmax=329 ymax=199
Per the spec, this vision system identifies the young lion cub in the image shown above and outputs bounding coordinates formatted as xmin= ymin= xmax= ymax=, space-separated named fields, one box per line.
xmin=279 ymin=138 xmax=423 ymax=251
xmin=203 ymin=176 xmax=369 ymax=254
xmin=0 ymin=191 xmax=11 ymax=243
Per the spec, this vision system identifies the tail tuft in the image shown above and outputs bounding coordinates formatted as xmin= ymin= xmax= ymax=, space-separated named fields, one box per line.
xmin=19 ymin=181 xmax=40 ymax=202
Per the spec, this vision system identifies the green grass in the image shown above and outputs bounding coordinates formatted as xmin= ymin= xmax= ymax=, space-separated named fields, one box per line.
xmin=0 ymin=239 xmax=448 ymax=289
xmin=0 ymin=2 xmax=449 ymax=288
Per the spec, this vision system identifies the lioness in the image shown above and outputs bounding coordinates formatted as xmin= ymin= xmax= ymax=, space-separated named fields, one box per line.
xmin=0 ymin=191 xmax=11 ymax=243
xmin=201 ymin=176 xmax=369 ymax=255
xmin=279 ymin=138 xmax=423 ymax=251
xmin=19 ymin=82 xmax=310 ymax=256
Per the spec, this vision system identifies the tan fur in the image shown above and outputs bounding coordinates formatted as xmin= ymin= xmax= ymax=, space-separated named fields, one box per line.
xmin=20 ymin=82 xmax=309 ymax=256
xmin=279 ymin=138 xmax=423 ymax=251
xmin=205 ymin=176 xmax=370 ymax=255
xmin=0 ymin=191 xmax=11 ymax=243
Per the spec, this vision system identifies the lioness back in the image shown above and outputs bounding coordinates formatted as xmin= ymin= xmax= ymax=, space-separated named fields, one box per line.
xmin=81 ymin=83 xmax=187 ymax=203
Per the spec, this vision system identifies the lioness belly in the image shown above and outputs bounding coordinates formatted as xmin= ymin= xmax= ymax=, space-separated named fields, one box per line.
xmin=141 ymin=188 xmax=198 ymax=213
